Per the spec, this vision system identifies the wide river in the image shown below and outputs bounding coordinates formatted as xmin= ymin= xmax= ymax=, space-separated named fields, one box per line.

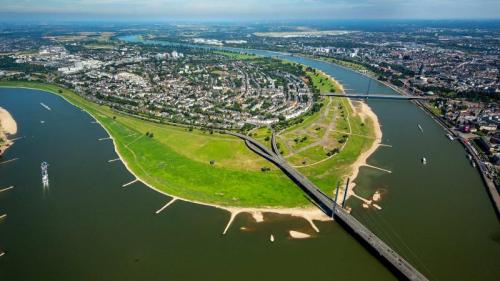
xmin=0 ymin=36 xmax=498 ymax=280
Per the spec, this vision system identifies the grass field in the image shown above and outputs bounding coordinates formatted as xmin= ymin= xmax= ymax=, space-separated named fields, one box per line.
xmin=274 ymin=70 xmax=377 ymax=195
xmin=0 ymin=80 xmax=309 ymax=208
xmin=306 ymin=69 xmax=340 ymax=93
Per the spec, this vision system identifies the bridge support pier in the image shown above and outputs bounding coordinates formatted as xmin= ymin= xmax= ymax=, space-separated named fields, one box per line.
xmin=342 ymin=178 xmax=350 ymax=208
xmin=333 ymin=182 xmax=340 ymax=219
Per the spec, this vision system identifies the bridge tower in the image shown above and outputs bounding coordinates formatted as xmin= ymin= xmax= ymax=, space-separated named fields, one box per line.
xmin=332 ymin=182 xmax=340 ymax=218
xmin=341 ymin=178 xmax=350 ymax=208
xmin=365 ymin=79 xmax=372 ymax=100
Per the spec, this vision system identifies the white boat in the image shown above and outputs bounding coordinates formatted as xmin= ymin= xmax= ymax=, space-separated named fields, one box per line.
xmin=40 ymin=103 xmax=52 ymax=111
xmin=471 ymin=160 xmax=476 ymax=168
xmin=467 ymin=154 xmax=472 ymax=160
xmin=422 ymin=157 xmax=427 ymax=165
xmin=418 ymin=124 xmax=423 ymax=133
xmin=446 ymin=133 xmax=454 ymax=141
xmin=41 ymin=162 xmax=49 ymax=187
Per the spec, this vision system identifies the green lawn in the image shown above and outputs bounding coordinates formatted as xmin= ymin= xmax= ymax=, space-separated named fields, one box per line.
xmin=0 ymin=81 xmax=309 ymax=208
xmin=306 ymin=69 xmax=341 ymax=93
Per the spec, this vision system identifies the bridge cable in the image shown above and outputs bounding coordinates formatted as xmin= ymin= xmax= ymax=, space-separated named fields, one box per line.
xmin=363 ymin=210 xmax=415 ymax=257
xmin=366 ymin=211 xmax=440 ymax=281
xmin=354 ymin=209 xmax=404 ymax=254
xmin=358 ymin=208 xmax=434 ymax=280
xmin=358 ymin=210 xmax=436 ymax=280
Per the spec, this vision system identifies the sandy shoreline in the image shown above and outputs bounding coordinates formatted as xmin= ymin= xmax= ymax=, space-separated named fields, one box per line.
xmin=289 ymin=230 xmax=312 ymax=239
xmin=0 ymin=106 xmax=17 ymax=155
xmin=342 ymin=101 xmax=382 ymax=202
xmin=318 ymin=73 xmax=383 ymax=206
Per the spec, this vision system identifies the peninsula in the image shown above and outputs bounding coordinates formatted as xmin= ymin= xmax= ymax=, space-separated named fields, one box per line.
xmin=0 ymin=35 xmax=381 ymax=218
xmin=0 ymin=65 xmax=380 ymax=215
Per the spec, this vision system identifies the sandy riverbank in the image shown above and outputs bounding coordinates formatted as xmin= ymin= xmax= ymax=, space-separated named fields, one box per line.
xmin=289 ymin=230 xmax=312 ymax=239
xmin=317 ymin=71 xmax=382 ymax=206
xmin=0 ymin=106 xmax=17 ymax=155
xmin=337 ymin=100 xmax=382 ymax=205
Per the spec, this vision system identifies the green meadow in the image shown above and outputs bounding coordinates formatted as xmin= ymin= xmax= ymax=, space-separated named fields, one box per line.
xmin=0 ymin=81 xmax=308 ymax=207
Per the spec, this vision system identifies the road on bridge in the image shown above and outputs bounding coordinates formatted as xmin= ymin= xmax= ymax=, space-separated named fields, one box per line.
xmin=321 ymin=93 xmax=432 ymax=100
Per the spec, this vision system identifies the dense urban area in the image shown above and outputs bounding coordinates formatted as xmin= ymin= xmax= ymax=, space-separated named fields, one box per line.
xmin=1 ymin=36 xmax=317 ymax=129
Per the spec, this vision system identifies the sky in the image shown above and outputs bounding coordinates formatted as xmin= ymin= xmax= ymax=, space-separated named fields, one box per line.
xmin=0 ymin=0 xmax=499 ymax=22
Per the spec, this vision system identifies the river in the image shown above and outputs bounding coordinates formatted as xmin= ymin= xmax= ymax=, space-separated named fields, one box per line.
xmin=0 ymin=36 xmax=498 ymax=280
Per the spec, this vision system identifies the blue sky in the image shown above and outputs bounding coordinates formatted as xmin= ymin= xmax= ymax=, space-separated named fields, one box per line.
xmin=0 ymin=0 xmax=499 ymax=21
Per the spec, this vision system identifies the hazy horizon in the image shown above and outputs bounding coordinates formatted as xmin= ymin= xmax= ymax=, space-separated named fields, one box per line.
xmin=0 ymin=0 xmax=499 ymax=22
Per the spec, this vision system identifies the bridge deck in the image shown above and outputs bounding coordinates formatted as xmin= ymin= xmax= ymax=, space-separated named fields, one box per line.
xmin=228 ymin=131 xmax=428 ymax=281
xmin=321 ymin=93 xmax=430 ymax=100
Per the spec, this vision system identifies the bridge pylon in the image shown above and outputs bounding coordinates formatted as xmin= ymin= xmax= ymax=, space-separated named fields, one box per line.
xmin=342 ymin=178 xmax=350 ymax=208
xmin=333 ymin=182 xmax=340 ymax=219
